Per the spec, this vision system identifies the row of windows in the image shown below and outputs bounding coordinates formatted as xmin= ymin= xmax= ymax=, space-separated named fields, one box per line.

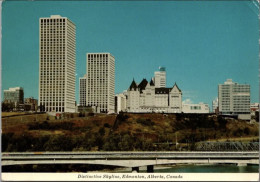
xmin=40 ymin=45 xmax=65 ymax=48
xmin=41 ymin=65 xmax=65 ymax=67
xmin=41 ymin=27 xmax=65 ymax=30
xmin=41 ymin=37 xmax=66 ymax=40
xmin=41 ymin=19 xmax=66 ymax=23
xmin=40 ymin=83 xmax=65 ymax=86
xmin=40 ymin=74 xmax=66 ymax=78
xmin=40 ymin=34 xmax=65 ymax=37
xmin=43 ymin=107 xmax=65 ymax=112
xmin=88 ymin=61 xmax=109 ymax=64
xmin=40 ymin=101 xmax=65 ymax=104
xmin=41 ymin=102 xmax=65 ymax=106
xmin=41 ymin=48 xmax=66 ymax=50
xmin=88 ymin=54 xmax=109 ymax=58
xmin=40 ymin=91 xmax=65 ymax=94
xmin=40 ymin=69 xmax=65 ymax=73
xmin=190 ymin=106 xmax=202 ymax=110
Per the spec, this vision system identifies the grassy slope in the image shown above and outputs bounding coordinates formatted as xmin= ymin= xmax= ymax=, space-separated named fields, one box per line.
xmin=2 ymin=113 xmax=259 ymax=152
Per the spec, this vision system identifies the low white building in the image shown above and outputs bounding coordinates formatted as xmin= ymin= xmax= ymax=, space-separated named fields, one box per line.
xmin=126 ymin=79 xmax=182 ymax=113
xmin=182 ymin=102 xmax=210 ymax=113
xmin=250 ymin=103 xmax=259 ymax=116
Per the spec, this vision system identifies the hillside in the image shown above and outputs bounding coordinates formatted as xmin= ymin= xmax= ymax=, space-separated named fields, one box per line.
xmin=2 ymin=112 xmax=259 ymax=152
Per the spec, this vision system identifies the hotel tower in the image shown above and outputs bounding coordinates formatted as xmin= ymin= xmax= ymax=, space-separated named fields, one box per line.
xmin=39 ymin=15 xmax=76 ymax=112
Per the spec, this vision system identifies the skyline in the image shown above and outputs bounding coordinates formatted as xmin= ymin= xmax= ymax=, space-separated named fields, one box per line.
xmin=2 ymin=1 xmax=259 ymax=108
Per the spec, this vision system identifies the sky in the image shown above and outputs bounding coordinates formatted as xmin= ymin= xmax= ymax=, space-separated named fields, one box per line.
xmin=1 ymin=0 xmax=259 ymax=109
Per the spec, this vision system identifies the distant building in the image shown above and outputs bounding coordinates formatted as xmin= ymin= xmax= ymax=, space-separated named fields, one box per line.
xmin=212 ymin=98 xmax=218 ymax=113
xmin=39 ymin=15 xmax=76 ymax=113
xmin=126 ymin=78 xmax=182 ymax=113
xmin=115 ymin=93 xmax=127 ymax=113
xmin=86 ymin=53 xmax=115 ymax=113
xmin=153 ymin=67 xmax=166 ymax=88
xmin=250 ymin=103 xmax=259 ymax=116
xmin=182 ymin=102 xmax=210 ymax=113
xmin=77 ymin=105 xmax=96 ymax=114
xmin=218 ymin=79 xmax=250 ymax=120
xmin=4 ymin=87 xmax=24 ymax=105
xmin=79 ymin=75 xmax=87 ymax=106
xmin=24 ymin=97 xmax=38 ymax=111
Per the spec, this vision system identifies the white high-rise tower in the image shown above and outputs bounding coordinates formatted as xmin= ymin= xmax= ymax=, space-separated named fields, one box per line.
xmin=86 ymin=53 xmax=115 ymax=113
xmin=39 ymin=15 xmax=76 ymax=113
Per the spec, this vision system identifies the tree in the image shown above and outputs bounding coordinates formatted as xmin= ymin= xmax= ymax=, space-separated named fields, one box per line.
xmin=217 ymin=116 xmax=227 ymax=129
xmin=2 ymin=102 xmax=15 ymax=112
xmin=98 ymin=127 xmax=105 ymax=136
xmin=118 ymin=134 xmax=134 ymax=151
xmin=255 ymin=111 xmax=259 ymax=122
xmin=44 ymin=135 xmax=74 ymax=151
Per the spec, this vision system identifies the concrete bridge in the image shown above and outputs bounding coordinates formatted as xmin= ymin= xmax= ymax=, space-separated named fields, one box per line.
xmin=2 ymin=151 xmax=259 ymax=172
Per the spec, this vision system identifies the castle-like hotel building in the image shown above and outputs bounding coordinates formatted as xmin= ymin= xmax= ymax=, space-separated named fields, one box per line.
xmin=126 ymin=68 xmax=182 ymax=113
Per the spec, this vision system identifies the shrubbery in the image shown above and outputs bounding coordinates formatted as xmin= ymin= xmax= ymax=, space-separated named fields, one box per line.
xmin=28 ymin=121 xmax=74 ymax=130
xmin=136 ymin=118 xmax=155 ymax=126
xmin=2 ymin=113 xmax=258 ymax=152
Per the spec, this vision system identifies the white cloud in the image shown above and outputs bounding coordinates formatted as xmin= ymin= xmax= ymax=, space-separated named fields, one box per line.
xmin=182 ymin=99 xmax=193 ymax=104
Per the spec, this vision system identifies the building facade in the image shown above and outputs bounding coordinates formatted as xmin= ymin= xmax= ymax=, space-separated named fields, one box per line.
xmin=39 ymin=15 xmax=76 ymax=113
xmin=3 ymin=87 xmax=24 ymax=104
xmin=79 ymin=75 xmax=87 ymax=106
xmin=86 ymin=53 xmax=115 ymax=113
xmin=153 ymin=67 xmax=166 ymax=88
xmin=126 ymin=78 xmax=182 ymax=113
xmin=212 ymin=98 xmax=218 ymax=113
xmin=218 ymin=79 xmax=250 ymax=120
xmin=115 ymin=93 xmax=127 ymax=113
xmin=250 ymin=103 xmax=259 ymax=116
xmin=182 ymin=103 xmax=210 ymax=113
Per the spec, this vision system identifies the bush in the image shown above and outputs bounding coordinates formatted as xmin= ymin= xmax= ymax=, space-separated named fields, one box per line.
xmin=117 ymin=113 xmax=129 ymax=122
xmin=44 ymin=135 xmax=74 ymax=151
xmin=88 ymin=112 xmax=94 ymax=116
xmin=136 ymin=118 xmax=155 ymax=126
xmin=98 ymin=127 xmax=105 ymax=136
xmin=103 ymin=123 xmax=110 ymax=128
xmin=28 ymin=121 xmax=74 ymax=130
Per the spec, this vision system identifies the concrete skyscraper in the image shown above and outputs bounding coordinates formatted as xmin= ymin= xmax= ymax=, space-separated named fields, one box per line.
xmin=153 ymin=67 xmax=166 ymax=88
xmin=39 ymin=15 xmax=76 ymax=113
xmin=218 ymin=79 xmax=250 ymax=120
xmin=86 ymin=53 xmax=115 ymax=113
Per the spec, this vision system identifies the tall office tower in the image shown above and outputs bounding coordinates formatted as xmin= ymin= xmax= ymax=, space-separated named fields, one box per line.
xmin=4 ymin=87 xmax=24 ymax=104
xmin=218 ymin=79 xmax=250 ymax=120
xmin=39 ymin=15 xmax=76 ymax=113
xmin=86 ymin=53 xmax=115 ymax=113
xmin=79 ymin=75 xmax=87 ymax=106
xmin=154 ymin=67 xmax=166 ymax=88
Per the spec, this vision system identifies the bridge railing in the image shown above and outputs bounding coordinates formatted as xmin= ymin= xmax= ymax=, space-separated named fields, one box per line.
xmin=195 ymin=142 xmax=259 ymax=151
